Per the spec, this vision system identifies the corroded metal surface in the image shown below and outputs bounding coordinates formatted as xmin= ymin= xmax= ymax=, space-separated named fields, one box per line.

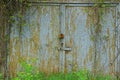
xmin=65 ymin=6 xmax=116 ymax=73
xmin=9 ymin=6 xmax=60 ymax=76
xmin=8 ymin=2 xmax=120 ymax=77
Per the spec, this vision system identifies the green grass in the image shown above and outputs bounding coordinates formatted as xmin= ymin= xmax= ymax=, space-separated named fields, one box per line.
xmin=11 ymin=61 xmax=117 ymax=80
xmin=0 ymin=73 xmax=3 ymax=80
xmin=12 ymin=70 xmax=117 ymax=80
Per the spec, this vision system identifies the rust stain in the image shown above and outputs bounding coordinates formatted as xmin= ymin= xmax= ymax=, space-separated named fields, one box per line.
xmin=31 ymin=33 xmax=39 ymax=54
xmin=111 ymin=35 xmax=115 ymax=53
xmin=9 ymin=55 xmax=18 ymax=77
xmin=9 ymin=40 xmax=13 ymax=55
xmin=72 ymin=47 xmax=78 ymax=72
xmin=107 ymin=28 xmax=110 ymax=35
xmin=87 ymin=46 xmax=94 ymax=62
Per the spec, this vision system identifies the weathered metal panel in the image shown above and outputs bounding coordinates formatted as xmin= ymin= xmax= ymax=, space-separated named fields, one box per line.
xmin=65 ymin=6 xmax=117 ymax=73
xmin=9 ymin=6 xmax=60 ymax=76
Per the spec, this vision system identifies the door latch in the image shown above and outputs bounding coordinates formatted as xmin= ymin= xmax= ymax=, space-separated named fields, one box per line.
xmin=58 ymin=47 xmax=72 ymax=51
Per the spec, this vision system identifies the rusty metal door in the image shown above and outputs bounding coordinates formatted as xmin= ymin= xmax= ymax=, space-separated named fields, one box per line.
xmin=9 ymin=5 xmax=62 ymax=75
xmin=9 ymin=2 xmax=120 ymax=76
xmin=62 ymin=3 xmax=120 ymax=73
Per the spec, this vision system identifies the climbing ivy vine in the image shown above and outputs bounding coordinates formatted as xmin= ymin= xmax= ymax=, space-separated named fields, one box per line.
xmin=0 ymin=0 xmax=30 ymax=79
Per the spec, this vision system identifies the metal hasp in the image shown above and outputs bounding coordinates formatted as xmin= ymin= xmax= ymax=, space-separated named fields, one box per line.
xmin=58 ymin=47 xmax=72 ymax=51
xmin=64 ymin=47 xmax=72 ymax=51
